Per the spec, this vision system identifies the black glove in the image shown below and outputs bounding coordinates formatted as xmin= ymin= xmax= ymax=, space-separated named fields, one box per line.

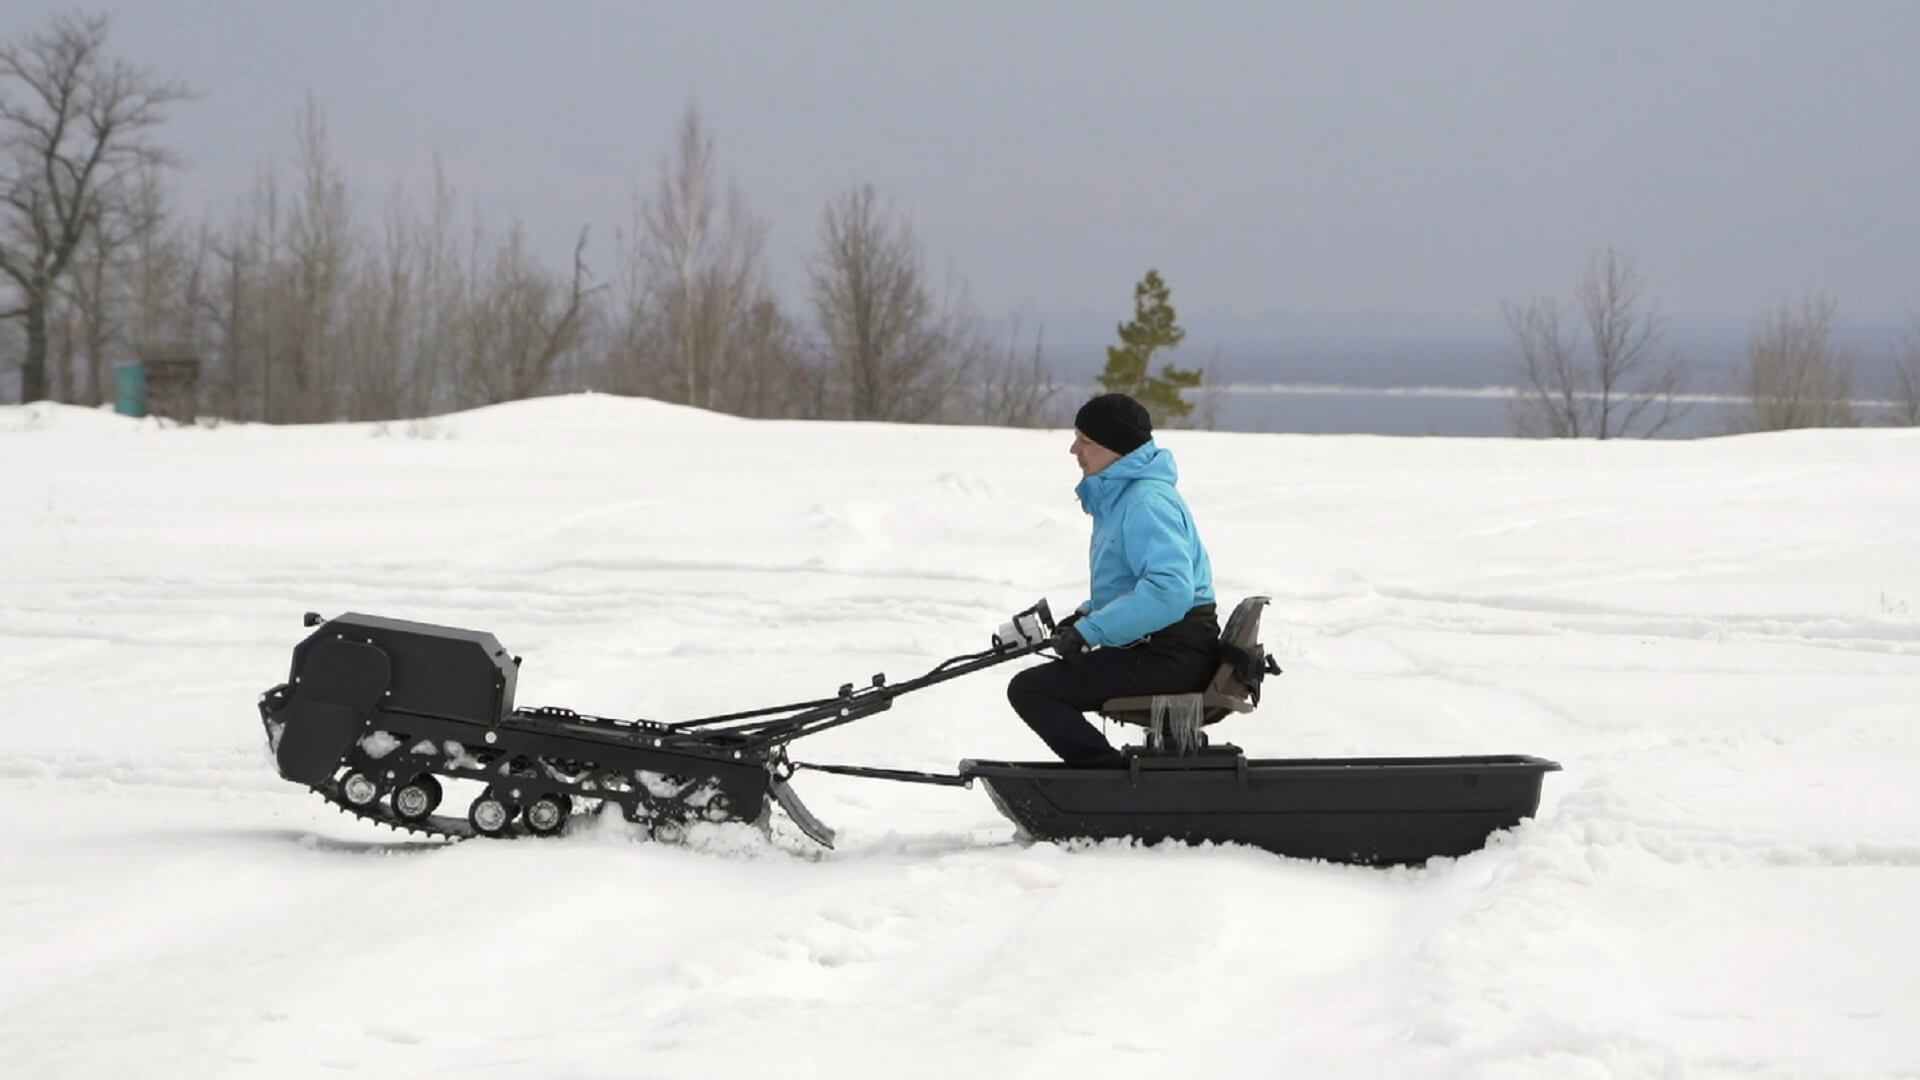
xmin=1052 ymin=624 xmax=1088 ymax=659
xmin=1056 ymin=609 xmax=1084 ymax=632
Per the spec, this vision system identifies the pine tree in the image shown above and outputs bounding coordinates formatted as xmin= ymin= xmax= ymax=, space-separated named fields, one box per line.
xmin=1099 ymin=269 xmax=1201 ymax=423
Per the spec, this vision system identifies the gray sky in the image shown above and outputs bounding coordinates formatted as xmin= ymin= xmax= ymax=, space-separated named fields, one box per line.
xmin=11 ymin=0 xmax=1920 ymax=336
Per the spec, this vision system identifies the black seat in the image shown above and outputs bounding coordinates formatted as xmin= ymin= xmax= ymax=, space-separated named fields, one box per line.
xmin=1097 ymin=595 xmax=1282 ymax=753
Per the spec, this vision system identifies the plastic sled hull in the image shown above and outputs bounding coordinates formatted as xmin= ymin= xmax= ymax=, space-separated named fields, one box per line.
xmin=958 ymin=751 xmax=1561 ymax=866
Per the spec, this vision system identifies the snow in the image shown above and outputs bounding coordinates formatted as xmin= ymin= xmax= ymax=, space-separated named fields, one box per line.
xmin=3 ymin=393 xmax=1918 ymax=1079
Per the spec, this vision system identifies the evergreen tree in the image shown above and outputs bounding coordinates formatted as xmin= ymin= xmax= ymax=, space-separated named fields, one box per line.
xmin=1099 ymin=269 xmax=1200 ymax=423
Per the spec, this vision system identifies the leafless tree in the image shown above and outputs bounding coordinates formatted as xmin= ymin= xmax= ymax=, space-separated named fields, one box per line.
xmin=44 ymin=282 xmax=79 ymax=401
xmin=0 ymin=13 xmax=188 ymax=403
xmin=807 ymin=183 xmax=978 ymax=422
xmin=126 ymin=162 xmax=191 ymax=351
xmin=38 ymin=161 xmax=182 ymax=408
xmin=193 ymin=136 xmax=299 ymax=423
xmin=1729 ymin=292 xmax=1855 ymax=432
xmin=198 ymin=183 xmax=292 ymax=423
xmin=725 ymin=292 xmax=812 ymax=418
xmin=1503 ymin=247 xmax=1685 ymax=439
xmin=193 ymin=100 xmax=398 ymax=423
xmin=195 ymin=219 xmax=246 ymax=418
xmin=192 ymin=120 xmax=607 ymax=424
xmin=275 ymin=95 xmax=354 ymax=420
xmin=643 ymin=107 xmax=770 ymax=409
xmin=954 ymin=313 xmax=1065 ymax=428
xmin=1504 ymin=298 xmax=1581 ymax=437
xmin=1893 ymin=315 xmax=1920 ymax=426
xmin=600 ymin=206 xmax=658 ymax=400
xmin=220 ymin=166 xmax=288 ymax=420
xmin=598 ymin=105 xmax=799 ymax=418
xmin=54 ymin=209 xmax=114 ymax=403
xmin=327 ymin=158 xmax=469 ymax=420
xmin=405 ymin=161 xmax=465 ymax=417
xmin=462 ymin=224 xmax=598 ymax=406
xmin=334 ymin=187 xmax=417 ymax=420
xmin=0 ymin=310 xmax=17 ymax=390
xmin=124 ymin=163 xmax=207 ymax=417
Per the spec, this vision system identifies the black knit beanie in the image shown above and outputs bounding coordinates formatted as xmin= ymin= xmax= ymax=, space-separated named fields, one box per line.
xmin=1074 ymin=392 xmax=1152 ymax=455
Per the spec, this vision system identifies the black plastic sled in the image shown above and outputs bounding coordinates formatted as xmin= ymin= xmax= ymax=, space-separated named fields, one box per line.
xmin=256 ymin=597 xmax=1559 ymax=865
xmin=960 ymin=750 xmax=1559 ymax=865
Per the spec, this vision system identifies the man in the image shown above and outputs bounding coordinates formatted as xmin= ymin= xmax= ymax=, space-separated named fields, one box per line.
xmin=1007 ymin=392 xmax=1220 ymax=767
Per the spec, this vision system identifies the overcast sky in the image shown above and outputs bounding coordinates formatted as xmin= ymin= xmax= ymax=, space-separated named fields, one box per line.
xmin=10 ymin=0 xmax=1920 ymax=337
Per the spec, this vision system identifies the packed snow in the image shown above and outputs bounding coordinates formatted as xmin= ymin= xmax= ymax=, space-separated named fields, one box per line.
xmin=3 ymin=394 xmax=1917 ymax=1079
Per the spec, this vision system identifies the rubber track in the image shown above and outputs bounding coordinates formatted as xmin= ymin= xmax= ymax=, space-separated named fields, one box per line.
xmin=312 ymin=776 xmax=474 ymax=841
xmin=306 ymin=765 xmax=755 ymax=843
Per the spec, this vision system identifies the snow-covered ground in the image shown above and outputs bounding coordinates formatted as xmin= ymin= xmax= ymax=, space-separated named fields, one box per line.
xmin=3 ymin=394 xmax=1916 ymax=1079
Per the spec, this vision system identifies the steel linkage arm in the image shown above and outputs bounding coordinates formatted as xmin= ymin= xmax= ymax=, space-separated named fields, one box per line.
xmin=653 ymin=599 xmax=1059 ymax=753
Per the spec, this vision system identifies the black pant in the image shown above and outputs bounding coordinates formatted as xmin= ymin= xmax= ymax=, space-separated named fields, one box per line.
xmin=1007 ymin=604 xmax=1220 ymax=767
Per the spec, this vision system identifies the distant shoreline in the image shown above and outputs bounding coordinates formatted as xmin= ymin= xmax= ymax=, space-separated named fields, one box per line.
xmin=1134 ymin=382 xmax=1910 ymax=438
xmin=1212 ymin=382 xmax=1912 ymax=409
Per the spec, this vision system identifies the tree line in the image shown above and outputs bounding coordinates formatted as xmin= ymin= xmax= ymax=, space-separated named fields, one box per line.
xmin=1 ymin=14 xmax=1157 ymax=428
xmin=5 ymin=14 xmax=1911 ymax=438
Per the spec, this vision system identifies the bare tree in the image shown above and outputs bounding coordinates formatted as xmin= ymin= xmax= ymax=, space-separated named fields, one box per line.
xmin=723 ymin=292 xmax=811 ymax=418
xmin=198 ymin=186 xmax=278 ymax=422
xmin=601 ymin=200 xmax=659 ymax=400
xmin=43 ymin=160 xmax=183 ymax=408
xmin=644 ymin=106 xmax=770 ymax=409
xmin=407 ymin=160 xmax=465 ymax=416
xmin=44 ymin=281 xmax=78 ymax=401
xmin=0 ymin=13 xmax=188 ymax=403
xmin=958 ymin=313 xmax=1064 ymax=428
xmin=126 ymin=162 xmax=183 ymax=347
xmin=0 ymin=309 xmax=17 ymax=391
xmin=326 ymin=157 xmax=469 ymax=419
xmin=1730 ymin=292 xmax=1855 ymax=432
xmin=226 ymin=164 xmax=288 ymax=421
xmin=125 ymin=162 xmax=204 ymax=388
xmin=1893 ymin=315 xmax=1920 ymax=427
xmin=275 ymin=95 xmax=354 ymax=421
xmin=1503 ymin=247 xmax=1685 ymax=439
xmin=335 ymin=185 xmax=417 ymax=420
xmin=599 ymin=104 xmax=796 ymax=418
xmin=55 ymin=204 xmax=115 ymax=404
xmin=196 ymin=219 xmax=247 ymax=418
xmin=807 ymin=183 xmax=975 ymax=422
xmin=463 ymin=224 xmax=598 ymax=406
xmin=1503 ymin=297 xmax=1582 ymax=437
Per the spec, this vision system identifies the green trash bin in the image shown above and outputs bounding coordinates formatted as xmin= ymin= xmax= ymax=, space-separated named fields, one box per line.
xmin=114 ymin=362 xmax=146 ymax=417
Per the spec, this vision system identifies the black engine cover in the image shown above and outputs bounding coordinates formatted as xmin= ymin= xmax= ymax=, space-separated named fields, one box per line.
xmin=287 ymin=611 xmax=518 ymax=724
xmin=267 ymin=612 xmax=519 ymax=786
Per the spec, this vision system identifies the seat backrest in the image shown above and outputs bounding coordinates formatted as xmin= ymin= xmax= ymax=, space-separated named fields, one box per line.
xmin=1205 ymin=595 xmax=1271 ymax=708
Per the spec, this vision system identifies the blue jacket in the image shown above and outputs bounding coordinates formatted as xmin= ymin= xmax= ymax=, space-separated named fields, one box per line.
xmin=1071 ymin=440 xmax=1215 ymax=647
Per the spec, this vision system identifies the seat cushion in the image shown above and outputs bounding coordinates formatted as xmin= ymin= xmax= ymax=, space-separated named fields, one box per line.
xmin=1100 ymin=688 xmax=1254 ymax=719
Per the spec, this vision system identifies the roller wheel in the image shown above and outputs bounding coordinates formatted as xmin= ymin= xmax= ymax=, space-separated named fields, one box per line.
xmin=392 ymin=775 xmax=443 ymax=822
xmin=523 ymin=794 xmax=571 ymax=837
xmin=341 ymin=770 xmax=382 ymax=807
xmin=469 ymin=792 xmax=517 ymax=837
